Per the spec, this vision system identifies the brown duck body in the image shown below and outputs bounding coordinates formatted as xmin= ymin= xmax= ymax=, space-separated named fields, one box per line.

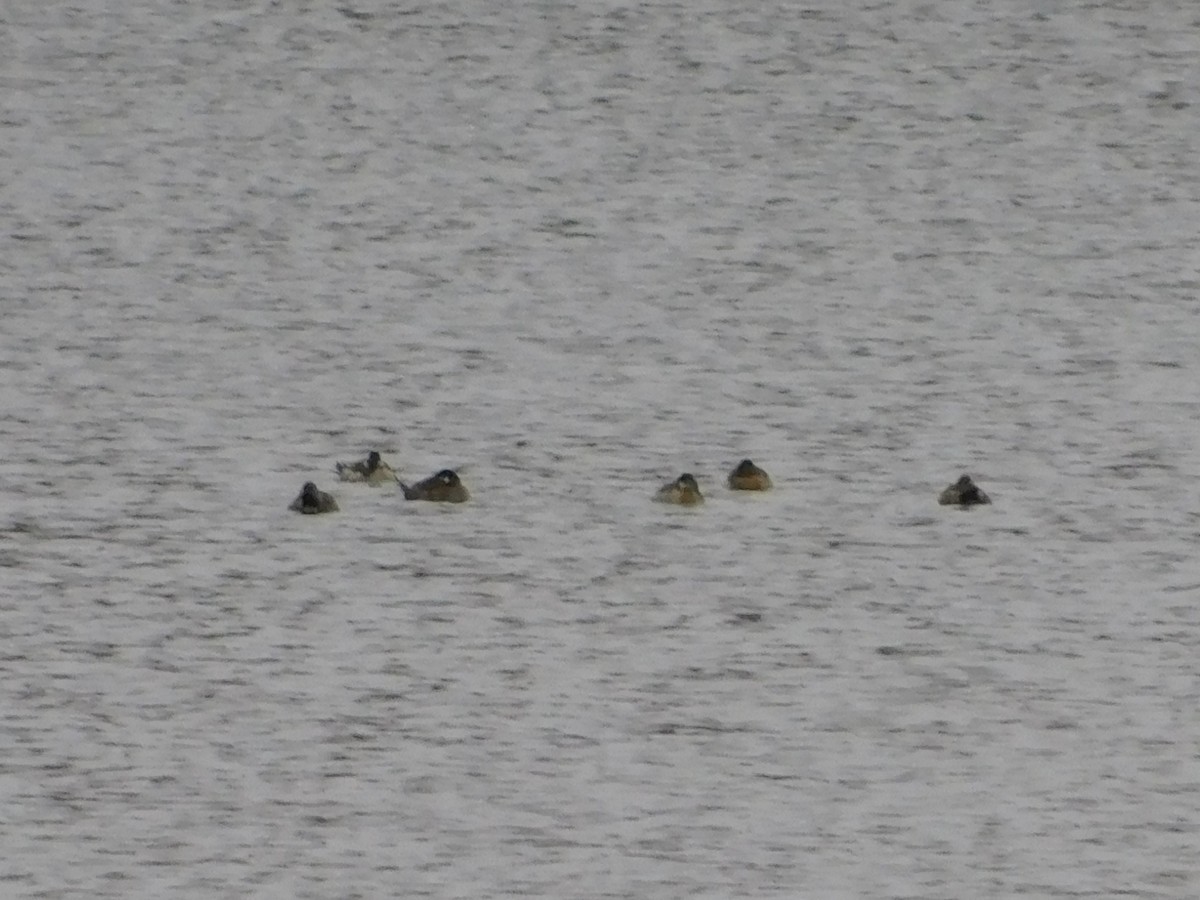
xmin=655 ymin=473 xmax=704 ymax=506
xmin=938 ymin=474 xmax=991 ymax=506
xmin=727 ymin=459 xmax=772 ymax=491
xmin=336 ymin=451 xmax=397 ymax=485
xmin=399 ymin=469 xmax=470 ymax=503
xmin=289 ymin=482 xmax=339 ymax=514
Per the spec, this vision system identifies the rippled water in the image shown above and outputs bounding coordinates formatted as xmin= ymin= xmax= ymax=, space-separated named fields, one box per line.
xmin=4 ymin=1 xmax=1200 ymax=897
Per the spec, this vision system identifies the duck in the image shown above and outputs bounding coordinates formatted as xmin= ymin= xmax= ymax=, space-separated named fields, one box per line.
xmin=938 ymin=474 xmax=991 ymax=506
xmin=289 ymin=481 xmax=339 ymax=514
xmin=335 ymin=450 xmax=397 ymax=485
xmin=399 ymin=469 xmax=470 ymax=503
xmin=727 ymin=459 xmax=772 ymax=491
xmin=655 ymin=473 xmax=704 ymax=506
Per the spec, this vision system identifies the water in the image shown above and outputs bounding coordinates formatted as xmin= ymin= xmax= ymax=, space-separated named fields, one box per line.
xmin=3 ymin=1 xmax=1200 ymax=896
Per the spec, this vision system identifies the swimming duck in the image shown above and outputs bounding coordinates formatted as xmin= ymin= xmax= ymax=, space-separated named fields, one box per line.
xmin=655 ymin=473 xmax=704 ymax=506
xmin=727 ymin=459 xmax=772 ymax=491
xmin=399 ymin=469 xmax=470 ymax=503
xmin=289 ymin=481 xmax=339 ymax=514
xmin=938 ymin=474 xmax=991 ymax=506
xmin=335 ymin=450 xmax=397 ymax=485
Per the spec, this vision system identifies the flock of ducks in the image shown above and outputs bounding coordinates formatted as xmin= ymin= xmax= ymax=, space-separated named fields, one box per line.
xmin=289 ymin=451 xmax=470 ymax=514
xmin=289 ymin=453 xmax=991 ymax=514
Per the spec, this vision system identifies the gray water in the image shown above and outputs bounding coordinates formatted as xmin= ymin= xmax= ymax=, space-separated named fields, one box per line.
xmin=3 ymin=1 xmax=1200 ymax=897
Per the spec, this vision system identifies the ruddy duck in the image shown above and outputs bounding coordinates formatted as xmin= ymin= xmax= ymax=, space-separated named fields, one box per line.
xmin=938 ymin=474 xmax=991 ymax=506
xmin=289 ymin=481 xmax=339 ymax=514
xmin=335 ymin=450 xmax=397 ymax=485
xmin=655 ymin=473 xmax=704 ymax=506
xmin=399 ymin=469 xmax=470 ymax=503
xmin=727 ymin=459 xmax=772 ymax=491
